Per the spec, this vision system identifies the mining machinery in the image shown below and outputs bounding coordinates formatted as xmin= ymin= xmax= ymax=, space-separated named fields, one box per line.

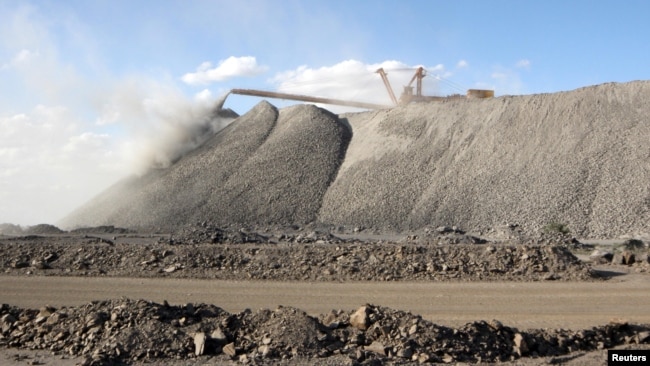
xmin=228 ymin=67 xmax=493 ymax=110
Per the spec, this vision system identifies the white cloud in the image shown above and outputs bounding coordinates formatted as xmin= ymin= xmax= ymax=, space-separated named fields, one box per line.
xmin=0 ymin=3 xmax=240 ymax=226
xmin=12 ymin=48 xmax=38 ymax=64
xmin=0 ymin=105 xmax=123 ymax=225
xmin=63 ymin=132 xmax=110 ymax=152
xmin=181 ymin=56 xmax=269 ymax=85
xmin=1 ymin=49 xmax=39 ymax=69
xmin=516 ymin=59 xmax=531 ymax=69
xmin=194 ymin=88 xmax=212 ymax=102
xmin=94 ymin=107 xmax=120 ymax=126
xmin=269 ymin=59 xmax=453 ymax=113
xmin=457 ymin=59 xmax=468 ymax=69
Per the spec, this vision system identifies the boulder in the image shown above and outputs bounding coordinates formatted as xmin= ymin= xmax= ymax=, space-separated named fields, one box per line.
xmin=513 ymin=333 xmax=529 ymax=356
xmin=589 ymin=250 xmax=613 ymax=264
xmin=193 ymin=332 xmax=206 ymax=356
xmin=222 ymin=342 xmax=237 ymax=357
xmin=365 ymin=341 xmax=386 ymax=355
xmin=612 ymin=250 xmax=638 ymax=265
xmin=350 ymin=306 xmax=370 ymax=330
xmin=210 ymin=327 xmax=227 ymax=344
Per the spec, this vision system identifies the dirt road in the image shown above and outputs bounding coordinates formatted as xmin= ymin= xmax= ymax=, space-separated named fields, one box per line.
xmin=2 ymin=273 xmax=649 ymax=330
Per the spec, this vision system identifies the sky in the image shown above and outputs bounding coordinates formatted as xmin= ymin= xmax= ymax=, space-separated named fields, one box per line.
xmin=1 ymin=0 xmax=649 ymax=226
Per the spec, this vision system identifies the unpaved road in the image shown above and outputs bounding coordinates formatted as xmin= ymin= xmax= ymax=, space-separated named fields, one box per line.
xmin=2 ymin=272 xmax=649 ymax=330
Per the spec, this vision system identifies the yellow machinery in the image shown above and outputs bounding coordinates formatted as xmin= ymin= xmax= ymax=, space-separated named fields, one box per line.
xmin=377 ymin=67 xmax=493 ymax=105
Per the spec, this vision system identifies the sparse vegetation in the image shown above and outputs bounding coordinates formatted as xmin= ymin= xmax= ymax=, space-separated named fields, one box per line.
xmin=617 ymin=238 xmax=647 ymax=252
xmin=543 ymin=221 xmax=570 ymax=235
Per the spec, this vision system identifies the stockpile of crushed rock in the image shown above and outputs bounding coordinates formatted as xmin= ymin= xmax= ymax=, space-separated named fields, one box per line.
xmin=320 ymin=81 xmax=650 ymax=238
xmin=61 ymin=81 xmax=650 ymax=237
xmin=0 ymin=233 xmax=595 ymax=281
xmin=1 ymin=299 xmax=649 ymax=365
xmin=60 ymin=101 xmax=351 ymax=230
xmin=59 ymin=81 xmax=650 ymax=238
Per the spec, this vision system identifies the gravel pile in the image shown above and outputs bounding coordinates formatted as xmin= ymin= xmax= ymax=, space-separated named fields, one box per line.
xmin=0 ymin=233 xmax=595 ymax=281
xmin=321 ymin=81 xmax=650 ymax=238
xmin=60 ymin=81 xmax=650 ymax=238
xmin=1 ymin=299 xmax=648 ymax=365
xmin=60 ymin=101 xmax=351 ymax=230
xmin=0 ymin=224 xmax=65 ymax=236
xmin=0 ymin=223 xmax=23 ymax=236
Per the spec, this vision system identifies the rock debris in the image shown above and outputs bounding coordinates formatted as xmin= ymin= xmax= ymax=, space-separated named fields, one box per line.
xmin=1 ymin=300 xmax=649 ymax=365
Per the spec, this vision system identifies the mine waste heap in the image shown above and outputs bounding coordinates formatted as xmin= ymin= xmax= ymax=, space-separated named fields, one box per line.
xmin=60 ymin=80 xmax=650 ymax=239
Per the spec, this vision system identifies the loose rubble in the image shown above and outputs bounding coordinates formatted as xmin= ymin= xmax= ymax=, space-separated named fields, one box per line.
xmin=0 ymin=227 xmax=596 ymax=281
xmin=1 ymin=300 xmax=648 ymax=365
xmin=3 ymin=225 xmax=645 ymax=365
xmin=584 ymin=238 xmax=650 ymax=273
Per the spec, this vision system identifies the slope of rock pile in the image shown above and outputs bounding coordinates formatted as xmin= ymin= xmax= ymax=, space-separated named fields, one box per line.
xmin=60 ymin=101 xmax=351 ymax=230
xmin=60 ymin=81 xmax=650 ymax=238
xmin=321 ymin=81 xmax=650 ymax=238
xmin=1 ymin=300 xmax=648 ymax=365
xmin=0 ymin=234 xmax=595 ymax=281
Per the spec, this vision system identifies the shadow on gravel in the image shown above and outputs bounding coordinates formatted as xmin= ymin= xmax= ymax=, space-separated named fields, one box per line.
xmin=548 ymin=353 xmax=587 ymax=364
xmin=592 ymin=269 xmax=627 ymax=279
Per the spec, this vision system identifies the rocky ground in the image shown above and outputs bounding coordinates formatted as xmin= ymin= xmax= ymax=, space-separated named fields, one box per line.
xmin=0 ymin=224 xmax=601 ymax=282
xmin=2 ymin=224 xmax=650 ymax=365
xmin=1 ymin=299 xmax=649 ymax=366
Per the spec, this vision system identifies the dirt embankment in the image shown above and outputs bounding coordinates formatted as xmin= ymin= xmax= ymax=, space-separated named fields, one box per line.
xmin=2 ymin=299 xmax=649 ymax=366
xmin=0 ymin=227 xmax=594 ymax=282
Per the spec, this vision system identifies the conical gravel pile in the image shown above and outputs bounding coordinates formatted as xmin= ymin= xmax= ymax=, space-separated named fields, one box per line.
xmin=60 ymin=101 xmax=351 ymax=229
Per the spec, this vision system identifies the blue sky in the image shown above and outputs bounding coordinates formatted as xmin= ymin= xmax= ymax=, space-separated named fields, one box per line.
xmin=1 ymin=0 xmax=649 ymax=225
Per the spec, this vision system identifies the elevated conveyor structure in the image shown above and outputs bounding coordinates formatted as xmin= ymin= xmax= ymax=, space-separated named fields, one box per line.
xmin=230 ymin=89 xmax=391 ymax=110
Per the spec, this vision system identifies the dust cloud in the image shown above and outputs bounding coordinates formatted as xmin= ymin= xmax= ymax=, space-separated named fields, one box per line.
xmin=122 ymin=91 xmax=234 ymax=175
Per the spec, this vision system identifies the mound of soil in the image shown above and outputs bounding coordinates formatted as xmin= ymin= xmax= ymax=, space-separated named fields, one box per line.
xmin=0 ymin=232 xmax=595 ymax=281
xmin=23 ymin=224 xmax=64 ymax=235
xmin=1 ymin=299 xmax=648 ymax=365
xmin=0 ymin=223 xmax=23 ymax=236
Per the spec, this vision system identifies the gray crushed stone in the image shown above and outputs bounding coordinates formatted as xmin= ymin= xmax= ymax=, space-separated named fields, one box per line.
xmin=60 ymin=81 xmax=650 ymax=238
xmin=60 ymin=101 xmax=351 ymax=230
xmin=321 ymin=81 xmax=650 ymax=238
